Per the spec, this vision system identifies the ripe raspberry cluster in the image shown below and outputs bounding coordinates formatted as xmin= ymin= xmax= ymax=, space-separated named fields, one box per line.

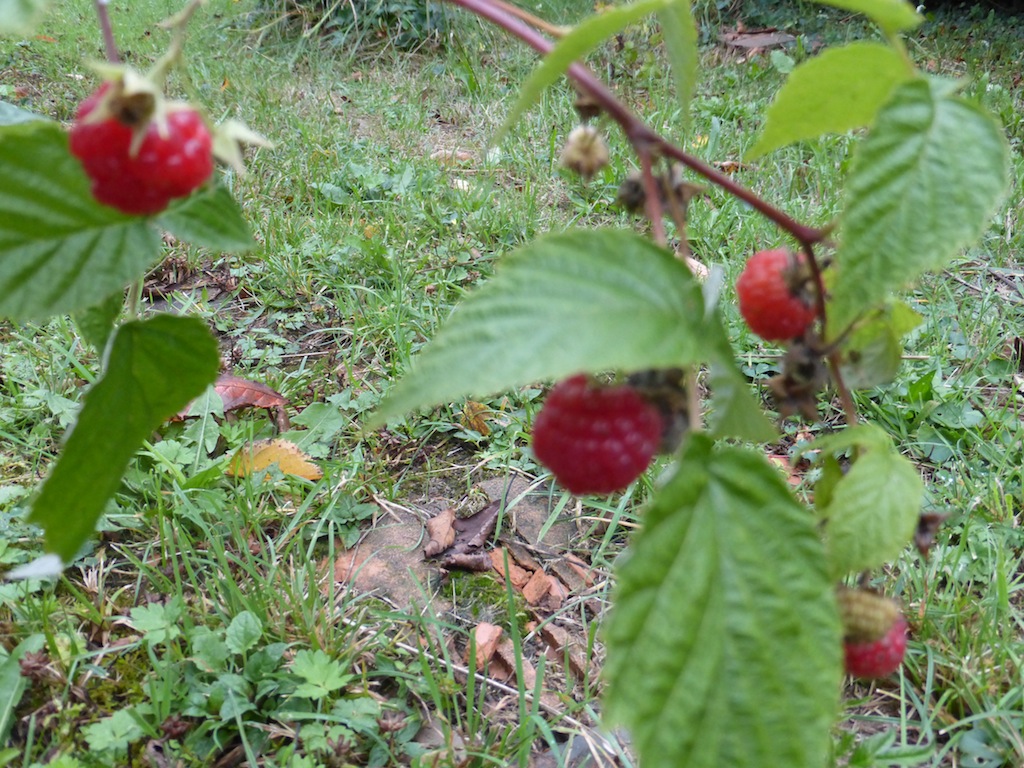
xmin=736 ymin=248 xmax=817 ymax=342
xmin=838 ymin=586 xmax=908 ymax=679
xmin=531 ymin=374 xmax=663 ymax=495
xmin=69 ymin=83 xmax=213 ymax=216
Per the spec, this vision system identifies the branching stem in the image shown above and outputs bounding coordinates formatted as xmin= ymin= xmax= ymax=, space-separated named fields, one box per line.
xmin=449 ymin=0 xmax=827 ymax=248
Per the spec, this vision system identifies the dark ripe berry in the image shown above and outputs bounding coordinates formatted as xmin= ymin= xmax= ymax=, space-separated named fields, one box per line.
xmin=736 ymin=248 xmax=817 ymax=342
xmin=532 ymin=374 xmax=663 ymax=495
xmin=844 ymin=614 xmax=908 ymax=679
xmin=69 ymin=84 xmax=214 ymax=215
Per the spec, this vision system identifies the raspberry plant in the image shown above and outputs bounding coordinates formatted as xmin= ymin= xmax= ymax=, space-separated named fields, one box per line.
xmin=0 ymin=0 xmax=1011 ymax=767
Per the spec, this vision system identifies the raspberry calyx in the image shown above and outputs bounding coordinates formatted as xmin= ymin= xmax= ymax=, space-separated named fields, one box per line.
xmin=531 ymin=374 xmax=663 ymax=496
xmin=736 ymin=248 xmax=818 ymax=342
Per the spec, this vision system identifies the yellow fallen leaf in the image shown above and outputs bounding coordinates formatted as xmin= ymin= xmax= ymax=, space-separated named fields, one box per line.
xmin=227 ymin=439 xmax=322 ymax=481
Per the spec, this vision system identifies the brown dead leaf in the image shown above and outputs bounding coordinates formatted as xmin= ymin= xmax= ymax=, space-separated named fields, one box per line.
xmin=430 ymin=148 xmax=475 ymax=165
xmin=468 ymin=623 xmax=504 ymax=671
xmin=175 ymin=374 xmax=290 ymax=429
xmin=227 ymin=439 xmax=322 ymax=481
xmin=437 ymin=552 xmax=493 ymax=572
xmin=490 ymin=548 xmax=532 ymax=588
xmin=522 ymin=569 xmax=553 ymax=606
xmin=424 ymin=508 xmax=457 ymax=558
xmin=449 ymin=500 xmax=501 ymax=555
xmin=459 ymin=400 xmax=492 ymax=436
xmin=713 ymin=160 xmax=750 ymax=174
xmin=719 ymin=28 xmax=795 ymax=49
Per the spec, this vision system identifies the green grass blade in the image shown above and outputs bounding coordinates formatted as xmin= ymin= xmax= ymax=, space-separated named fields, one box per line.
xmin=657 ymin=0 xmax=698 ymax=129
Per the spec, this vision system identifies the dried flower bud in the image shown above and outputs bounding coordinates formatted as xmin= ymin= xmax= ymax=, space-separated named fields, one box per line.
xmin=560 ymin=125 xmax=609 ymax=180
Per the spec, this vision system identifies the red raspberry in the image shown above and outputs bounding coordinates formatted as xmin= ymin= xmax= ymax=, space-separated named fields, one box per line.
xmin=69 ymin=84 xmax=213 ymax=215
xmin=844 ymin=615 xmax=908 ymax=678
xmin=532 ymin=375 xmax=663 ymax=495
xmin=838 ymin=587 xmax=908 ymax=679
xmin=736 ymin=248 xmax=817 ymax=341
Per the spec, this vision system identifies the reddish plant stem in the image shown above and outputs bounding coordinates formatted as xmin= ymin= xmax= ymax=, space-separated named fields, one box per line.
xmin=449 ymin=0 xmax=826 ymax=248
xmin=95 ymin=0 xmax=121 ymax=64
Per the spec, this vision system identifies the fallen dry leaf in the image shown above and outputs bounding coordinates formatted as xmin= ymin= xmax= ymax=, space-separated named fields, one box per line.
xmin=448 ymin=500 xmax=501 ymax=555
xmin=437 ymin=552 xmax=493 ymax=572
xmin=423 ymin=508 xmax=457 ymax=558
xmin=175 ymin=374 xmax=290 ymax=429
xmin=429 ymin=148 xmax=475 ymax=165
xmin=227 ymin=439 xmax=322 ymax=481
xmin=459 ymin=400 xmax=492 ymax=436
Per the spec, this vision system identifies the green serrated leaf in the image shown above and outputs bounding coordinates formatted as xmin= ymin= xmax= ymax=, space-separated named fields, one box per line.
xmin=369 ymin=229 xmax=725 ymax=427
xmin=813 ymin=0 xmax=921 ymax=34
xmin=840 ymin=301 xmax=922 ymax=389
xmin=814 ymin=453 xmax=845 ymax=514
xmin=747 ymin=42 xmax=914 ymax=159
xmin=604 ymin=434 xmax=841 ymax=768
xmin=73 ymin=291 xmax=124 ymax=353
xmin=0 ymin=122 xmax=163 ymax=321
xmin=291 ymin=649 xmax=351 ymax=700
xmin=0 ymin=0 xmax=50 ymax=35
xmin=657 ymin=0 xmax=698 ymax=127
xmin=0 ymin=99 xmax=45 ymax=126
xmin=493 ymin=0 xmax=670 ymax=145
xmin=156 ymin=183 xmax=255 ymax=252
xmin=796 ymin=423 xmax=893 ymax=461
xmin=706 ymin=362 xmax=777 ymax=442
xmin=829 ymin=79 xmax=1010 ymax=335
xmin=28 ymin=315 xmax=219 ymax=561
xmin=822 ymin=449 xmax=923 ymax=576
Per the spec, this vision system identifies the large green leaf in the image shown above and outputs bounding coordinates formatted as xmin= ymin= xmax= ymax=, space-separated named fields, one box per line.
xmin=813 ymin=0 xmax=921 ymax=34
xmin=829 ymin=78 xmax=1010 ymax=335
xmin=657 ymin=0 xmax=698 ymax=126
xmin=839 ymin=300 xmax=922 ymax=389
xmin=0 ymin=99 xmax=44 ymax=125
xmin=493 ymin=0 xmax=671 ymax=145
xmin=369 ymin=228 xmax=749 ymax=432
xmin=821 ymin=447 xmax=923 ymax=577
xmin=0 ymin=0 xmax=49 ymax=35
xmin=0 ymin=121 xmax=162 ymax=321
xmin=156 ymin=184 xmax=255 ymax=252
xmin=28 ymin=315 xmax=219 ymax=561
xmin=604 ymin=435 xmax=840 ymax=768
xmin=747 ymin=42 xmax=914 ymax=159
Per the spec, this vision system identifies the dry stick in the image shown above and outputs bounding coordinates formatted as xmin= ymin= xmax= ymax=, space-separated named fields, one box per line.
xmin=449 ymin=0 xmax=826 ymax=249
xmin=95 ymin=0 xmax=121 ymax=63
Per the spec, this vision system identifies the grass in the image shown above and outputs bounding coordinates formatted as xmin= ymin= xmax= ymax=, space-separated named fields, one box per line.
xmin=1 ymin=0 xmax=1023 ymax=765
